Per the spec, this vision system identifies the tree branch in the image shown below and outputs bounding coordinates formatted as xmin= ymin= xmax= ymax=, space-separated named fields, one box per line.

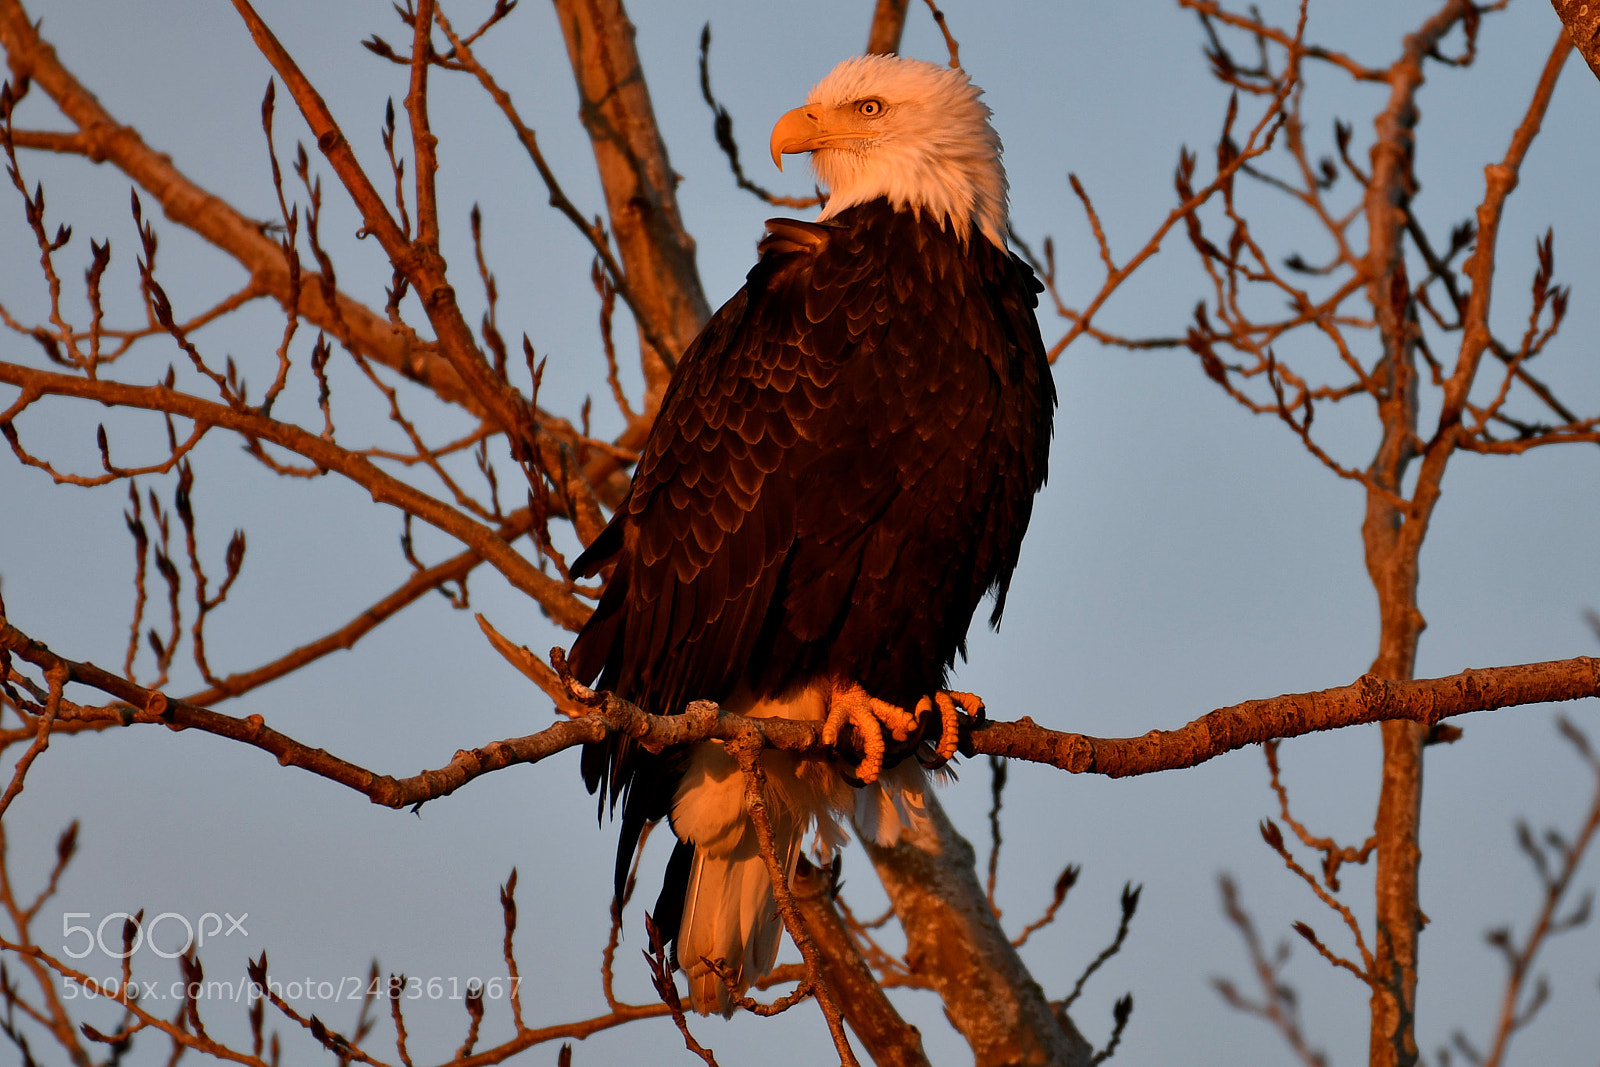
xmin=432 ymin=2 xmax=688 ymax=385
xmin=968 ymin=659 xmax=1600 ymax=776
xmin=0 ymin=362 xmax=591 ymax=629
xmin=10 ymin=613 xmax=1591 ymax=819
xmin=789 ymin=861 xmax=932 ymax=1067
xmin=727 ymin=737 xmax=859 ymax=1067
xmin=550 ymin=0 xmax=710 ymax=411
xmin=866 ymin=0 xmax=911 ymax=55
xmin=227 ymin=0 xmax=541 ymax=461
xmin=0 ymin=0 xmax=472 ymax=411
xmin=861 ymin=790 xmax=1093 ymax=1067
xmin=1550 ymin=0 xmax=1600 ymax=83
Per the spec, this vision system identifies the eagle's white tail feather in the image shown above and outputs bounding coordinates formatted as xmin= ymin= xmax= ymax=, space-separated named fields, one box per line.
xmin=670 ymin=683 xmax=929 ymax=1015
xmin=853 ymin=757 xmax=933 ymax=846
xmin=679 ymin=818 xmax=800 ymax=1017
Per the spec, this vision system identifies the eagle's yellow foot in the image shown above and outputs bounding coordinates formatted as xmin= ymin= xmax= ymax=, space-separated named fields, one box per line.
xmin=917 ymin=690 xmax=982 ymax=764
xmin=823 ymin=685 xmax=919 ymax=783
xmin=823 ymin=685 xmax=981 ymax=782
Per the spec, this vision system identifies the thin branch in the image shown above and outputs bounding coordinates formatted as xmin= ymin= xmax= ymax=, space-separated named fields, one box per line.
xmin=641 ymin=915 xmax=719 ymax=1066
xmin=0 ymin=0 xmax=475 ymax=411
xmin=0 ymin=661 xmax=61 ymax=819
xmin=228 ymin=0 xmax=548 ymax=483
xmin=727 ymin=736 xmax=859 ymax=1067
xmin=1048 ymin=30 xmax=1296 ymax=362
xmin=1180 ymin=0 xmax=1382 ymax=81
xmin=1012 ymin=865 xmax=1079 ymax=949
xmin=985 ymin=754 xmax=1006 ymax=915
xmin=918 ymin=0 xmax=961 ymax=69
xmin=1476 ymin=717 xmax=1600 ymax=1067
xmin=697 ymin=26 xmax=820 ymax=210
xmin=1264 ymin=740 xmax=1375 ymax=892
xmin=1059 ymin=883 xmax=1139 ymax=1011
xmin=0 ymin=361 xmax=589 ymax=629
xmin=1213 ymin=875 xmax=1329 ymax=1067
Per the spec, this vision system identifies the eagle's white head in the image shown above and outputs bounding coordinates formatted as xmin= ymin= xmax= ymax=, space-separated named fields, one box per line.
xmin=769 ymin=55 xmax=1009 ymax=249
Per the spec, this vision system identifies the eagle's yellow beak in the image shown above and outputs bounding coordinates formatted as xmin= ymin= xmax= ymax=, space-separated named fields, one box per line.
xmin=769 ymin=107 xmax=822 ymax=171
xmin=770 ymin=105 xmax=876 ymax=170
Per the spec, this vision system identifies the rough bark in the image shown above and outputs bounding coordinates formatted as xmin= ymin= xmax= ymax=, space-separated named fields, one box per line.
xmin=550 ymin=0 xmax=710 ymax=413
xmin=966 ymin=659 xmax=1600 ymax=776
xmin=866 ymin=0 xmax=912 ymax=54
xmin=861 ymin=792 xmax=1093 ymax=1067
xmin=1358 ymin=11 xmax=1573 ymax=1066
xmin=1359 ymin=8 xmax=1472 ymax=1063
xmin=1551 ymin=0 xmax=1600 ymax=82
xmin=791 ymin=861 xmax=932 ymax=1067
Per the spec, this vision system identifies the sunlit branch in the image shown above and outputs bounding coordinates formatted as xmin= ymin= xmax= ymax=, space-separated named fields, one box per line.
xmin=0 ymin=362 xmax=590 ymax=628
xmin=4 ymin=616 xmax=1595 ymax=810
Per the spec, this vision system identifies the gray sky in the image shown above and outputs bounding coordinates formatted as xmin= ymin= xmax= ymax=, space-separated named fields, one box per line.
xmin=2 ymin=1 xmax=1598 ymax=1064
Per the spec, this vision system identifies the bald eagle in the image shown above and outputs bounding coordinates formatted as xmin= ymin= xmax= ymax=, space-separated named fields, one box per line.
xmin=568 ymin=54 xmax=1054 ymax=1015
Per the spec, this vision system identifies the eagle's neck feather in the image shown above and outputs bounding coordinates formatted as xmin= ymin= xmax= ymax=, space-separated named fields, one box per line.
xmin=814 ymin=142 xmax=1008 ymax=249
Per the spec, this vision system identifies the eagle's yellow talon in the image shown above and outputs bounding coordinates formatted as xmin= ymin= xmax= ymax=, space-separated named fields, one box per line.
xmin=827 ymin=684 xmax=980 ymax=781
xmin=821 ymin=711 xmax=843 ymax=749
xmin=881 ymin=702 xmax=919 ymax=741
xmin=932 ymin=691 xmax=980 ymax=762
xmin=825 ymin=684 xmax=908 ymax=783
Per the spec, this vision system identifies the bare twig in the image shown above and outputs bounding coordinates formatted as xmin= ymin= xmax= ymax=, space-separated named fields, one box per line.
xmin=1213 ymin=875 xmax=1328 ymax=1067
xmin=919 ymin=0 xmax=961 ymax=69
xmin=0 ymin=362 xmax=589 ymax=629
xmin=1472 ymin=717 xmax=1600 ymax=1067
xmin=728 ymin=735 xmax=859 ymax=1066
xmin=697 ymin=27 xmax=820 ymax=210
xmin=1058 ymin=883 xmax=1139 ymax=1011
xmin=0 ymin=661 xmax=61 ymax=819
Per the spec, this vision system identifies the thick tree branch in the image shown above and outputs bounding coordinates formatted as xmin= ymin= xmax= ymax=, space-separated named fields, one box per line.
xmin=550 ymin=0 xmax=710 ymax=411
xmin=1359 ymin=7 xmax=1474 ymax=1063
xmin=866 ymin=0 xmax=911 ymax=55
xmin=970 ymin=659 xmax=1600 ymax=776
xmin=5 ymin=615 xmax=1594 ymax=809
xmin=789 ymin=862 xmax=932 ymax=1067
xmin=861 ymin=791 xmax=1093 ymax=1067
xmin=1551 ymin=0 xmax=1600 ymax=83
xmin=1362 ymin=18 xmax=1569 ymax=1063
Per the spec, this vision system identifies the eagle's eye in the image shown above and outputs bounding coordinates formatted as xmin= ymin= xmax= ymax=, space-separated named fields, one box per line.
xmin=856 ymin=98 xmax=885 ymax=118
